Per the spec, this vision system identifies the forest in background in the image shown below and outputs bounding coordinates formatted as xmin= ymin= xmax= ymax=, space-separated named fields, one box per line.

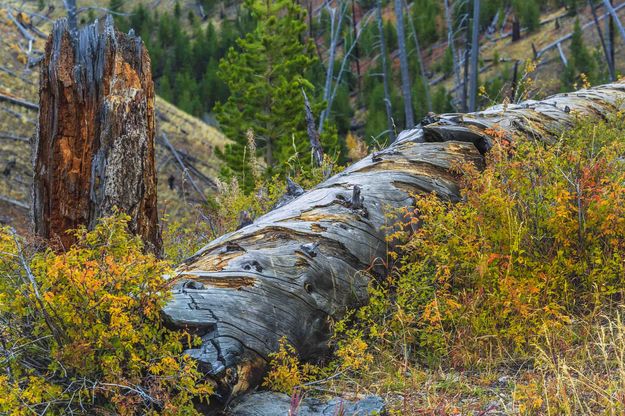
xmin=103 ymin=0 xmax=617 ymax=190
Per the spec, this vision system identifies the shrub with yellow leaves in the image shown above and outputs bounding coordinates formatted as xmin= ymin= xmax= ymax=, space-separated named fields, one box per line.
xmin=262 ymin=337 xmax=320 ymax=394
xmin=348 ymin=112 xmax=625 ymax=368
xmin=0 ymin=213 xmax=213 ymax=415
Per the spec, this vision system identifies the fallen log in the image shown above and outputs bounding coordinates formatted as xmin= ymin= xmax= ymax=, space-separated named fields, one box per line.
xmin=33 ymin=17 xmax=161 ymax=254
xmin=163 ymin=81 xmax=625 ymax=405
xmin=164 ymin=79 xmax=625 ymax=400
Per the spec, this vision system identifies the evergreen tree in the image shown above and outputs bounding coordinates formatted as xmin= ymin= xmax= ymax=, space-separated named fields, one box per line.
xmin=561 ymin=19 xmax=598 ymax=89
xmin=215 ymin=0 xmax=323 ymax=190
xmin=513 ymin=0 xmax=540 ymax=32
xmin=121 ymin=3 xmax=254 ymax=117
xmin=412 ymin=0 xmax=441 ymax=46
xmin=441 ymin=46 xmax=454 ymax=75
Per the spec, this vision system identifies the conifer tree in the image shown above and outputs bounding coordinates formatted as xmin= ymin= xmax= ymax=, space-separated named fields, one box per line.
xmin=561 ymin=19 xmax=598 ymax=89
xmin=215 ymin=0 xmax=325 ymax=190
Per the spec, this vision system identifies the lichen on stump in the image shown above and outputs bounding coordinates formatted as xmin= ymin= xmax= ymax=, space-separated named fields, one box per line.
xmin=33 ymin=17 xmax=161 ymax=254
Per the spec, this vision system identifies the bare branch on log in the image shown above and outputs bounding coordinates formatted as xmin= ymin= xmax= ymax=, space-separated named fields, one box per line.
xmin=302 ymin=89 xmax=323 ymax=167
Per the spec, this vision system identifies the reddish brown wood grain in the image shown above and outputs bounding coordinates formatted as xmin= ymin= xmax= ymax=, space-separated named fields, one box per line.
xmin=33 ymin=17 xmax=161 ymax=254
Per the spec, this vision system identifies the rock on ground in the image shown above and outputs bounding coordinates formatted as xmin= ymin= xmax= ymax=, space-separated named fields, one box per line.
xmin=228 ymin=391 xmax=386 ymax=415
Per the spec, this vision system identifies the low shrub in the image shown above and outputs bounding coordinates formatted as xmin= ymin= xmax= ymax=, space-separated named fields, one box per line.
xmin=343 ymin=112 xmax=625 ymax=368
xmin=0 ymin=213 xmax=213 ymax=415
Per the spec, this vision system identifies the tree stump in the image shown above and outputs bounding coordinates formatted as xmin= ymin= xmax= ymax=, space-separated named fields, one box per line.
xmin=512 ymin=16 xmax=521 ymax=42
xmin=33 ymin=17 xmax=161 ymax=254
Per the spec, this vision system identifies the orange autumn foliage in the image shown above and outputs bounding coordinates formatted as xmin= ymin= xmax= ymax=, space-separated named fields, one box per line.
xmin=0 ymin=213 xmax=212 ymax=415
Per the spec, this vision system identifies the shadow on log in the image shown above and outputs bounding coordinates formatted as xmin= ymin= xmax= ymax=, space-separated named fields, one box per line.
xmin=163 ymin=88 xmax=625 ymax=406
xmin=33 ymin=17 xmax=161 ymax=254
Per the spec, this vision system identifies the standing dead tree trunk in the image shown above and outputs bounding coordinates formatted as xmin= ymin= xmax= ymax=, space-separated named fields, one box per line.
xmin=394 ymin=0 xmax=414 ymax=128
xmin=376 ymin=0 xmax=395 ymax=143
xmin=468 ymin=0 xmax=480 ymax=112
xmin=34 ymin=17 xmax=161 ymax=254
xmin=350 ymin=0 xmax=362 ymax=100
xmin=318 ymin=2 xmax=345 ymax=133
xmin=603 ymin=0 xmax=625 ymax=42
xmin=444 ymin=0 xmax=462 ymax=109
xmin=404 ymin=0 xmax=432 ymax=112
xmin=589 ymin=0 xmax=615 ymax=81
xmin=302 ymin=89 xmax=323 ymax=167
xmin=163 ymin=81 xmax=625 ymax=405
xmin=608 ymin=0 xmax=616 ymax=80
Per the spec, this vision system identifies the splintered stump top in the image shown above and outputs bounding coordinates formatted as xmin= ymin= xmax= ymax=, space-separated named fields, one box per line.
xmin=34 ymin=17 xmax=161 ymax=254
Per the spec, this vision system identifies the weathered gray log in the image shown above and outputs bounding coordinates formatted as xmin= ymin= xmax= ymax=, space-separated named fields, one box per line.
xmin=163 ymin=82 xmax=625 ymax=405
xmin=33 ymin=17 xmax=161 ymax=254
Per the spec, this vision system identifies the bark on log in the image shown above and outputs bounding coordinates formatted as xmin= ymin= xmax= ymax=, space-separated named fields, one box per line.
xmin=33 ymin=17 xmax=161 ymax=254
xmin=164 ymin=82 xmax=625 ymax=405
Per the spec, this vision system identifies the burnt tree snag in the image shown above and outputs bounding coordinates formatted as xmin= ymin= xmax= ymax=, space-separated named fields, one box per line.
xmin=34 ymin=17 xmax=161 ymax=254
xmin=163 ymin=82 xmax=625 ymax=406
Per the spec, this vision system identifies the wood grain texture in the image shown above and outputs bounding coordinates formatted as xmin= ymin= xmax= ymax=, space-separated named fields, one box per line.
xmin=164 ymin=82 xmax=625 ymax=403
xmin=33 ymin=17 xmax=161 ymax=254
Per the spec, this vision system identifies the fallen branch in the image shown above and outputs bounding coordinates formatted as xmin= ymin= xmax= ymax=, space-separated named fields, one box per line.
xmin=159 ymin=133 xmax=208 ymax=201
xmin=0 ymin=195 xmax=28 ymax=210
xmin=0 ymin=66 xmax=35 ymax=85
xmin=159 ymin=133 xmax=217 ymax=237
xmin=0 ymin=92 xmax=39 ymax=111
xmin=536 ymin=1 xmax=625 ymax=59
xmin=0 ymin=133 xmax=30 ymax=143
